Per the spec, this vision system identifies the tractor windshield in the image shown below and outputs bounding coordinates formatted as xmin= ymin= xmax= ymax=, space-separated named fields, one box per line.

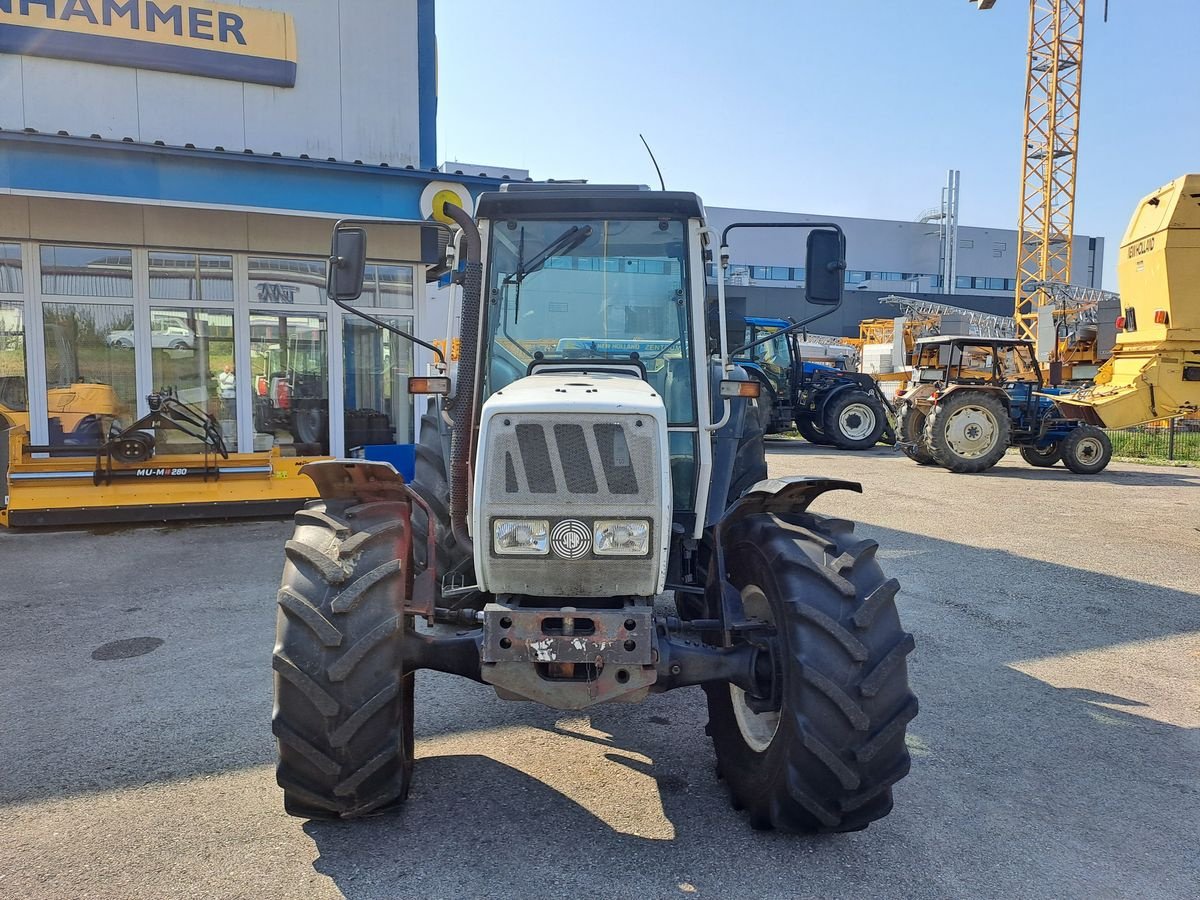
xmin=483 ymin=218 xmax=695 ymax=426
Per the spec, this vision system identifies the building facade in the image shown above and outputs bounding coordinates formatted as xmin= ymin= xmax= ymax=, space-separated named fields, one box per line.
xmin=0 ymin=0 xmax=508 ymax=462
xmin=704 ymin=205 xmax=1105 ymax=336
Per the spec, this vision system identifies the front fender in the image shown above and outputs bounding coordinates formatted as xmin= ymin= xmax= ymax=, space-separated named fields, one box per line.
xmin=721 ymin=476 xmax=862 ymax=528
xmin=704 ymin=477 xmax=862 ymax=641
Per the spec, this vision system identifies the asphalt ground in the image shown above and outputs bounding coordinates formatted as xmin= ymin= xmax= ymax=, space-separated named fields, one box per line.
xmin=1 ymin=444 xmax=1197 ymax=899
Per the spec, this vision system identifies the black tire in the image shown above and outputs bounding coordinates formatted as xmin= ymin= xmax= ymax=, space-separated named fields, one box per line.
xmin=293 ymin=407 xmax=329 ymax=453
xmin=823 ymin=390 xmax=887 ymax=451
xmin=1019 ymin=443 xmax=1062 ymax=467
xmin=924 ymin=390 xmax=1010 ymax=473
xmin=273 ymin=498 xmax=414 ymax=819
xmin=1060 ymin=425 xmax=1112 ymax=474
xmin=794 ymin=415 xmax=830 ymax=445
xmin=727 ymin=398 xmax=768 ymax=508
xmin=896 ymin=401 xmax=936 ymax=466
xmin=704 ymin=511 xmax=916 ymax=833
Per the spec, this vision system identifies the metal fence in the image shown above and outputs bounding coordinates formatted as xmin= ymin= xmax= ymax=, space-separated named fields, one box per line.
xmin=1104 ymin=418 xmax=1200 ymax=463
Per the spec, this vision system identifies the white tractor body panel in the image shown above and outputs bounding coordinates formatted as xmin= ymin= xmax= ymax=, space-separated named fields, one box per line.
xmin=472 ymin=371 xmax=672 ymax=597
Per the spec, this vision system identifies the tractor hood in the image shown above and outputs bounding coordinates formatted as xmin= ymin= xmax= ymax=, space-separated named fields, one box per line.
xmin=472 ymin=369 xmax=672 ymax=598
xmin=482 ymin=370 xmax=666 ymax=416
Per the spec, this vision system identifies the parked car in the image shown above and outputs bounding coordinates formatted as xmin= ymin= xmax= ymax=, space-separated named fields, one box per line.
xmin=106 ymin=317 xmax=194 ymax=350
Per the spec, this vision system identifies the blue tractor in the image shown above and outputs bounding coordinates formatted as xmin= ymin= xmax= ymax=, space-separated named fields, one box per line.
xmin=735 ymin=316 xmax=895 ymax=450
xmin=895 ymin=335 xmax=1113 ymax=474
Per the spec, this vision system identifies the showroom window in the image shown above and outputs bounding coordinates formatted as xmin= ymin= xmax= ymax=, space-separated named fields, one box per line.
xmin=0 ymin=243 xmax=22 ymax=293
xmin=149 ymin=252 xmax=234 ymax=302
xmin=248 ymin=257 xmax=327 ymax=306
xmin=352 ymin=264 xmax=415 ymax=309
xmin=0 ymin=299 xmax=25 ymax=428
xmin=249 ymin=312 xmax=329 ymax=455
xmin=149 ymin=307 xmax=238 ymax=452
xmin=343 ymin=314 xmax=415 ymax=448
xmin=40 ymin=245 xmax=133 ymax=298
xmin=42 ymin=301 xmax=137 ymax=445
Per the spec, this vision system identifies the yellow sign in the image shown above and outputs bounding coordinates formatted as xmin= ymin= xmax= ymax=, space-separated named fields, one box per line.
xmin=0 ymin=1 xmax=297 ymax=87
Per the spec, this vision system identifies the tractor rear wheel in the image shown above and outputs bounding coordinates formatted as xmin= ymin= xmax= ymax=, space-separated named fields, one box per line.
xmin=924 ymin=390 xmax=1010 ymax=473
xmin=273 ymin=498 xmax=414 ymax=819
xmin=822 ymin=390 xmax=886 ymax=451
xmin=794 ymin=415 xmax=829 ymax=445
xmin=704 ymin=511 xmax=917 ymax=833
xmin=896 ymin=401 xmax=936 ymax=465
xmin=1020 ymin=443 xmax=1062 ymax=468
xmin=1060 ymin=425 xmax=1112 ymax=474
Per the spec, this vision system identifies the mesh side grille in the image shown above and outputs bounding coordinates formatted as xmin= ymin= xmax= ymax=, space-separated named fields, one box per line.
xmin=516 ymin=424 xmax=556 ymax=493
xmin=554 ymin=424 xmax=598 ymax=494
xmin=504 ymin=452 xmax=519 ymax=493
xmin=594 ymin=423 xmax=639 ymax=495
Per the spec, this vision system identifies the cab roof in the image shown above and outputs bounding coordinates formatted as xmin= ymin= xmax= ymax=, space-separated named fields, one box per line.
xmin=746 ymin=316 xmax=790 ymax=329
xmin=476 ymin=185 xmax=705 ymax=220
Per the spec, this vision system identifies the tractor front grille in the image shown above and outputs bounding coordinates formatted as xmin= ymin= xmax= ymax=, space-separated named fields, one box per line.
xmin=479 ymin=412 xmax=664 ymax=598
xmin=489 ymin=415 xmax=657 ymax=509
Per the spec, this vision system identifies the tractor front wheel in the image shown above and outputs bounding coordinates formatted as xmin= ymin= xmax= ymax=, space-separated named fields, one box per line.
xmin=794 ymin=415 xmax=829 ymax=445
xmin=896 ymin=401 xmax=936 ymax=465
xmin=704 ymin=511 xmax=917 ymax=833
xmin=1060 ymin=425 xmax=1112 ymax=474
xmin=273 ymin=498 xmax=414 ymax=819
xmin=924 ymin=390 xmax=1010 ymax=473
xmin=822 ymin=390 xmax=887 ymax=451
xmin=1020 ymin=443 xmax=1062 ymax=468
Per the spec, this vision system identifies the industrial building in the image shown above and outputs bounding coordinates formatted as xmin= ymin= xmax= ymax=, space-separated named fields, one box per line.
xmin=704 ymin=204 xmax=1105 ymax=338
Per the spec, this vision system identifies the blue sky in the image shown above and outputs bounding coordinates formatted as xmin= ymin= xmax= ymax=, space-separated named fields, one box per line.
xmin=436 ymin=0 xmax=1198 ymax=290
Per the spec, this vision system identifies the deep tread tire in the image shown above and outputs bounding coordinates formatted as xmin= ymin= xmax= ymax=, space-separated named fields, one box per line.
xmin=1020 ymin=444 xmax=1062 ymax=467
xmin=727 ymin=400 xmax=769 ymax=508
xmin=704 ymin=511 xmax=916 ymax=833
xmin=1060 ymin=425 xmax=1112 ymax=474
xmin=896 ymin=402 xmax=936 ymax=466
xmin=794 ymin=416 xmax=829 ymax=445
xmin=274 ymin=498 xmax=414 ymax=819
xmin=924 ymin=390 xmax=1010 ymax=473
xmin=822 ymin=390 xmax=887 ymax=451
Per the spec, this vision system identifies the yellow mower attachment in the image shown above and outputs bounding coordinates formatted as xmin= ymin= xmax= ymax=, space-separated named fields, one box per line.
xmin=1057 ymin=174 xmax=1200 ymax=427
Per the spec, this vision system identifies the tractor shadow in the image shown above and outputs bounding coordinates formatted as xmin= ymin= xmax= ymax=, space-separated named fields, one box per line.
xmin=971 ymin=463 xmax=1199 ymax=486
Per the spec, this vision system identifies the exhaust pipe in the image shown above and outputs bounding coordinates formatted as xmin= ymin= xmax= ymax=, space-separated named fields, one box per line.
xmin=440 ymin=202 xmax=482 ymax=553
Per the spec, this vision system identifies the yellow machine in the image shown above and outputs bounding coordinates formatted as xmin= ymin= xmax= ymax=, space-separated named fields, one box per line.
xmin=0 ymin=423 xmax=323 ymax=527
xmin=1056 ymin=175 xmax=1200 ymax=427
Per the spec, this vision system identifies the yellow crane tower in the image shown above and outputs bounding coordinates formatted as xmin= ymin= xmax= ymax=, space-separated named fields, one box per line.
xmin=971 ymin=0 xmax=1090 ymax=359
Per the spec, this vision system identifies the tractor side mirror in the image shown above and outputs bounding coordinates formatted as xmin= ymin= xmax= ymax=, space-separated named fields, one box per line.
xmin=805 ymin=229 xmax=845 ymax=306
xmin=328 ymin=226 xmax=368 ymax=302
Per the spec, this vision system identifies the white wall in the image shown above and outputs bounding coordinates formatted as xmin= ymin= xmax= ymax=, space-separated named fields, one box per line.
xmin=0 ymin=0 xmax=423 ymax=166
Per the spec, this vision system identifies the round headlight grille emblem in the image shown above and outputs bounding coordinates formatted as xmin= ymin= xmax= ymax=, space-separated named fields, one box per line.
xmin=550 ymin=519 xmax=591 ymax=560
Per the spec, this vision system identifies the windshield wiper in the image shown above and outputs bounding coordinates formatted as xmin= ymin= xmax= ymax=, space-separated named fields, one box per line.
xmin=503 ymin=223 xmax=593 ymax=322
xmin=503 ymin=224 xmax=594 ymax=289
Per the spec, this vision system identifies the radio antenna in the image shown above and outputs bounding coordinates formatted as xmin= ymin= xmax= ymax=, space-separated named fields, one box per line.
xmin=639 ymin=134 xmax=666 ymax=191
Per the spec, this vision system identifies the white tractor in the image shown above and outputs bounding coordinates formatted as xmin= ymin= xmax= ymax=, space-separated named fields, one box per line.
xmin=271 ymin=184 xmax=917 ymax=832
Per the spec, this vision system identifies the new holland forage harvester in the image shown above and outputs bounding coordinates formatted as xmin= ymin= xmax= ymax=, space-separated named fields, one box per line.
xmin=271 ymin=184 xmax=918 ymax=832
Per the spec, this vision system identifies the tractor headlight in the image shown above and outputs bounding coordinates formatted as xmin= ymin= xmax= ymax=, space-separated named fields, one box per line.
xmin=493 ymin=519 xmax=549 ymax=555
xmin=593 ymin=520 xmax=650 ymax=556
